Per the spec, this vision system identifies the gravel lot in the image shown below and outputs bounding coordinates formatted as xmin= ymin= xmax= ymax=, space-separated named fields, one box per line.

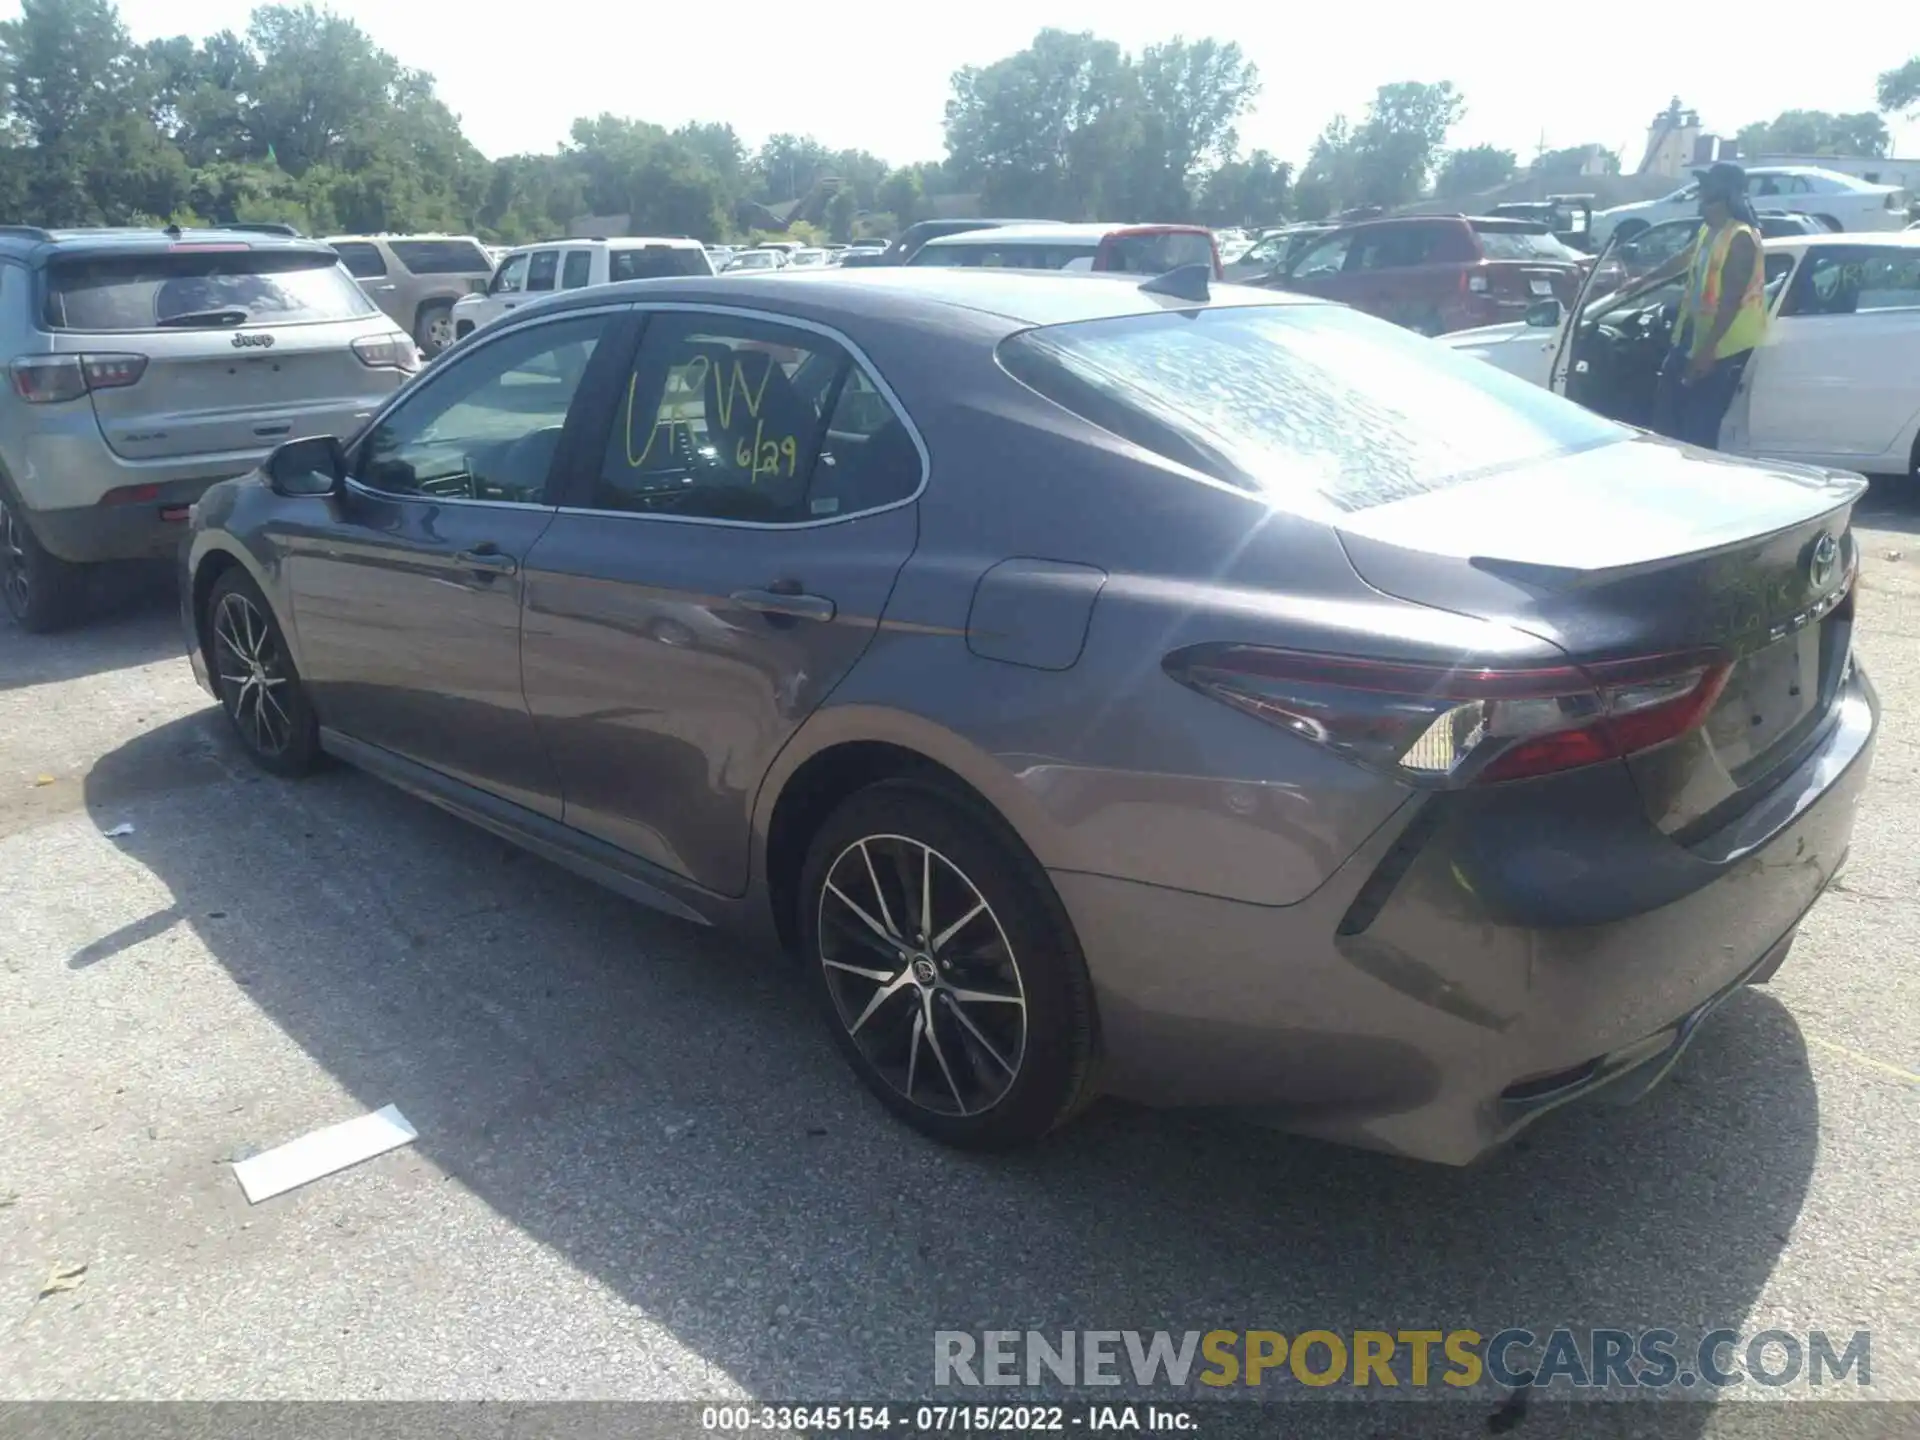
xmin=2 ymin=492 xmax=1917 ymax=1423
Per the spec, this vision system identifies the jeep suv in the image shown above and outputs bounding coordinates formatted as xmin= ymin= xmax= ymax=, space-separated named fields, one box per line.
xmin=0 ymin=225 xmax=419 ymax=631
xmin=324 ymin=234 xmax=495 ymax=356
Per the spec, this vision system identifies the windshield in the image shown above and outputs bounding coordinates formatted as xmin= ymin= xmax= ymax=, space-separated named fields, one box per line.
xmin=44 ymin=249 xmax=377 ymax=331
xmin=998 ymin=303 xmax=1627 ymax=514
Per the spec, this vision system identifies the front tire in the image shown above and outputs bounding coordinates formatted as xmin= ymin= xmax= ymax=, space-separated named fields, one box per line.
xmin=1 ymin=494 xmax=87 ymax=633
xmin=800 ymin=782 xmax=1098 ymax=1149
xmin=206 ymin=568 xmax=320 ymax=777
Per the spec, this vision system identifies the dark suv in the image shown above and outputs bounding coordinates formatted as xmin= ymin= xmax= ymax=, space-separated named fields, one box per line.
xmin=1262 ymin=215 xmax=1588 ymax=335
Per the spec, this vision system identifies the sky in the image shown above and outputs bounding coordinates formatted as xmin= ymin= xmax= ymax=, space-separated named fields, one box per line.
xmin=94 ymin=1 xmax=1920 ymax=171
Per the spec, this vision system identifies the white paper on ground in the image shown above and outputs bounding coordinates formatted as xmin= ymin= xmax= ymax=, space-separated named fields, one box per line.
xmin=232 ymin=1103 xmax=418 ymax=1204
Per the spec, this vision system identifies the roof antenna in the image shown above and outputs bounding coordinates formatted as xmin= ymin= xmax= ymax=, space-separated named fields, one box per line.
xmin=1139 ymin=263 xmax=1211 ymax=302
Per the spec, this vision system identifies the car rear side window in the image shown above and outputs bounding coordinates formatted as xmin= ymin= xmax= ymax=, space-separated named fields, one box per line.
xmin=387 ymin=239 xmax=492 ymax=275
xmin=999 ymin=303 xmax=1626 ymax=515
xmin=526 ymin=250 xmax=559 ymax=292
xmin=607 ymin=246 xmax=711 ymax=281
xmin=561 ymin=250 xmax=593 ymax=289
xmin=1104 ymin=231 xmax=1215 ymax=274
xmin=330 ymin=241 xmax=388 ymax=279
xmin=1784 ymin=247 xmax=1920 ymax=316
xmin=43 ymin=250 xmax=379 ymax=331
xmin=594 ymin=314 xmax=919 ymax=523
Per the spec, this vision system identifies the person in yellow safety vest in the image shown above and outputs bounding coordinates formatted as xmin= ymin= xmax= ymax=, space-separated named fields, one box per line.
xmin=1617 ymin=161 xmax=1767 ymax=450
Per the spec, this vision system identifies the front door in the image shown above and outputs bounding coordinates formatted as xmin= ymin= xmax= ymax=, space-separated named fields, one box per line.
xmin=523 ymin=307 xmax=925 ymax=895
xmin=286 ymin=307 xmax=629 ymax=818
xmin=1743 ymin=244 xmax=1920 ymax=462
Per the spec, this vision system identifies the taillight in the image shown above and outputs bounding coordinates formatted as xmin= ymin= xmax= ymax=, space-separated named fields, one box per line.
xmin=9 ymin=353 xmax=148 ymax=404
xmin=352 ymin=335 xmax=422 ymax=372
xmin=1164 ymin=644 xmax=1730 ymax=787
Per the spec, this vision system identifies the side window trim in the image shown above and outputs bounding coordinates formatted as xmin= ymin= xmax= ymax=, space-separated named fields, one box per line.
xmin=345 ymin=304 xmax=639 ymax=510
xmin=553 ymin=302 xmax=930 ymax=530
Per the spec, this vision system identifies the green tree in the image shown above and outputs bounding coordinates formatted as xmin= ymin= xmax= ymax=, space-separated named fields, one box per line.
xmin=756 ymin=133 xmax=830 ymax=203
xmin=1129 ymin=37 xmax=1260 ymax=216
xmin=1434 ymin=143 xmax=1516 ymax=200
xmin=1198 ymin=149 xmax=1290 ymax=226
xmin=877 ymin=168 xmax=922 ymax=226
xmin=1736 ymin=109 xmax=1889 ymax=158
xmin=1301 ymin=81 xmax=1465 ymax=212
xmin=1531 ymin=144 xmax=1618 ymax=179
xmin=1878 ymin=57 xmax=1920 ymax=116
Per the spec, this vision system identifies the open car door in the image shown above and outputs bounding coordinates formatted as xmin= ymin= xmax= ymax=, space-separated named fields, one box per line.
xmin=1547 ymin=232 xmax=1631 ymax=397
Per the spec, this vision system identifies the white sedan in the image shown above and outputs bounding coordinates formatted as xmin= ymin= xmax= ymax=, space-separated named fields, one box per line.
xmin=1442 ymin=232 xmax=1920 ymax=475
xmin=1592 ymin=166 xmax=1908 ymax=248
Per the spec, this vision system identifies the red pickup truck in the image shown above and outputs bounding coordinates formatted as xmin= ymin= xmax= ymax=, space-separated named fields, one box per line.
xmin=1256 ymin=215 xmax=1588 ymax=335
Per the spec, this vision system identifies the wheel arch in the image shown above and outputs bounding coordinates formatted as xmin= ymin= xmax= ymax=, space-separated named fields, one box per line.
xmin=755 ymin=707 xmax=1072 ymax=960
xmin=187 ymin=543 xmax=279 ymax=676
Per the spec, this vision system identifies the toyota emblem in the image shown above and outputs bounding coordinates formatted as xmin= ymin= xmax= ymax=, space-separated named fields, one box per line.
xmin=1808 ymin=532 xmax=1839 ymax=591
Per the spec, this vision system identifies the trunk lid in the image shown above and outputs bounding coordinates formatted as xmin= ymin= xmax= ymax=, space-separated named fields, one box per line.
xmin=76 ymin=323 xmax=389 ymax=461
xmin=1335 ymin=436 xmax=1864 ymax=835
xmin=41 ymin=244 xmax=398 ymax=461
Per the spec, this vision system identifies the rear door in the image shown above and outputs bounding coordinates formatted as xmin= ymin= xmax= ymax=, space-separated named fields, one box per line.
xmin=1743 ymin=244 xmax=1920 ymax=461
xmin=1340 ymin=224 xmax=1443 ymax=326
xmin=42 ymin=243 xmax=398 ymax=461
xmin=1275 ymin=229 xmax=1354 ymax=300
xmin=522 ymin=307 xmax=925 ymax=896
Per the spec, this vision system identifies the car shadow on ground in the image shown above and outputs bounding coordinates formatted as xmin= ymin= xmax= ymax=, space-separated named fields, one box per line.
xmin=1856 ymin=474 xmax=1920 ymax=539
xmin=0 ymin=565 xmax=182 ymax=692
xmin=82 ymin=710 xmax=1821 ymax=1429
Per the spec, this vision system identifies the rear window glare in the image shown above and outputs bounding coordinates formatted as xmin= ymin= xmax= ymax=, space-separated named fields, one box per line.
xmin=608 ymin=246 xmax=713 ymax=281
xmin=43 ymin=250 xmax=378 ymax=331
xmin=1472 ymin=224 xmax=1582 ymax=262
xmin=997 ymin=304 xmax=1626 ymax=514
xmin=387 ymin=239 xmax=492 ymax=275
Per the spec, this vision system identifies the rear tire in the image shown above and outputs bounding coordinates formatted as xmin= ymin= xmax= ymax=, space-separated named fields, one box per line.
xmin=800 ymin=781 xmax=1098 ymax=1150
xmin=415 ymin=302 xmax=455 ymax=357
xmin=1 ymin=495 xmax=87 ymax=633
xmin=206 ymin=568 xmax=320 ymax=777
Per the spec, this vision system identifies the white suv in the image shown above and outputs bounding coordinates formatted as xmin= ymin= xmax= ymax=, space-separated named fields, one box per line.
xmin=451 ymin=238 xmax=715 ymax=340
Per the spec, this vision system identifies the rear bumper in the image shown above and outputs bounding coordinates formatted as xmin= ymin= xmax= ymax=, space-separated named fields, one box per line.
xmin=24 ymin=474 xmax=214 ymax=563
xmin=1059 ymin=663 xmax=1876 ymax=1165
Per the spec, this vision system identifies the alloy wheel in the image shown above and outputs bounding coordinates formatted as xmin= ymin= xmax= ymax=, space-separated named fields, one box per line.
xmin=817 ymin=833 xmax=1028 ymax=1116
xmin=213 ymin=590 xmax=294 ymax=756
xmin=424 ymin=312 xmax=454 ymax=353
xmin=0 ymin=499 xmax=29 ymax=620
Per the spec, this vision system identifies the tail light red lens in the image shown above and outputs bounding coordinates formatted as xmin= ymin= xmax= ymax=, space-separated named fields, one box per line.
xmin=1165 ymin=644 xmax=1730 ymax=787
xmin=8 ymin=353 xmax=147 ymax=404
xmin=351 ymin=335 xmax=422 ymax=372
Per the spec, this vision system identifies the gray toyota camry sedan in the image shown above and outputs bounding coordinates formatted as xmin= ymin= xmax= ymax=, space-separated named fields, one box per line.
xmin=179 ymin=265 xmax=1876 ymax=1162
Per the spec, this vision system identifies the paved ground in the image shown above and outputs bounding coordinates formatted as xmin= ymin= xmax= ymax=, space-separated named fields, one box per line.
xmin=2 ymin=492 xmax=1918 ymax=1424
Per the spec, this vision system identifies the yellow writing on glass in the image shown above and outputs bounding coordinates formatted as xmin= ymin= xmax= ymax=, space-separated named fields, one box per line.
xmin=735 ymin=420 xmax=798 ymax=482
xmin=626 ymin=352 xmax=785 ymax=472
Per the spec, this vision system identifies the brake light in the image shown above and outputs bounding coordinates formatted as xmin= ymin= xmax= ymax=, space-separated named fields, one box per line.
xmin=1164 ymin=644 xmax=1730 ymax=786
xmin=9 ymin=353 xmax=148 ymax=404
xmin=352 ymin=335 xmax=422 ymax=372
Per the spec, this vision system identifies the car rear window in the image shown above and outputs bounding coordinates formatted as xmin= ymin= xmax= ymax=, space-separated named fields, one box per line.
xmin=910 ymin=243 xmax=1100 ymax=270
xmin=42 ymin=249 xmax=379 ymax=331
xmin=998 ymin=303 xmax=1626 ymax=514
xmin=1104 ymin=230 xmax=1216 ymax=275
xmin=608 ymin=246 xmax=712 ymax=281
xmin=387 ymin=239 xmax=492 ymax=275
xmin=1472 ymin=224 xmax=1582 ymax=262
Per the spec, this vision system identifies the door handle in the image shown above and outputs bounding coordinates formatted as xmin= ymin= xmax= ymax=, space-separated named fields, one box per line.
xmin=456 ymin=546 xmax=518 ymax=576
xmin=731 ymin=587 xmax=835 ymax=623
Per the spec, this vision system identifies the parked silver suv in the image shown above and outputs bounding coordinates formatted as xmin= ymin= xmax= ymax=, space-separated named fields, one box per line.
xmin=0 ymin=224 xmax=419 ymax=631
xmin=324 ymin=234 xmax=495 ymax=357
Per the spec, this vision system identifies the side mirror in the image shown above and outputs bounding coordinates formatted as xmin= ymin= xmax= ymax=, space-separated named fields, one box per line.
xmin=1525 ymin=298 xmax=1563 ymax=329
xmin=266 ymin=435 xmax=346 ymax=498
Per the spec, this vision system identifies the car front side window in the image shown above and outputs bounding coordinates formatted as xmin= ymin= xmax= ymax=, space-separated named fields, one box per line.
xmin=354 ymin=313 xmax=609 ymax=505
xmin=1290 ymin=234 xmax=1351 ymax=278
xmin=592 ymin=313 xmax=919 ymax=524
xmin=490 ymin=254 xmax=529 ymax=295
